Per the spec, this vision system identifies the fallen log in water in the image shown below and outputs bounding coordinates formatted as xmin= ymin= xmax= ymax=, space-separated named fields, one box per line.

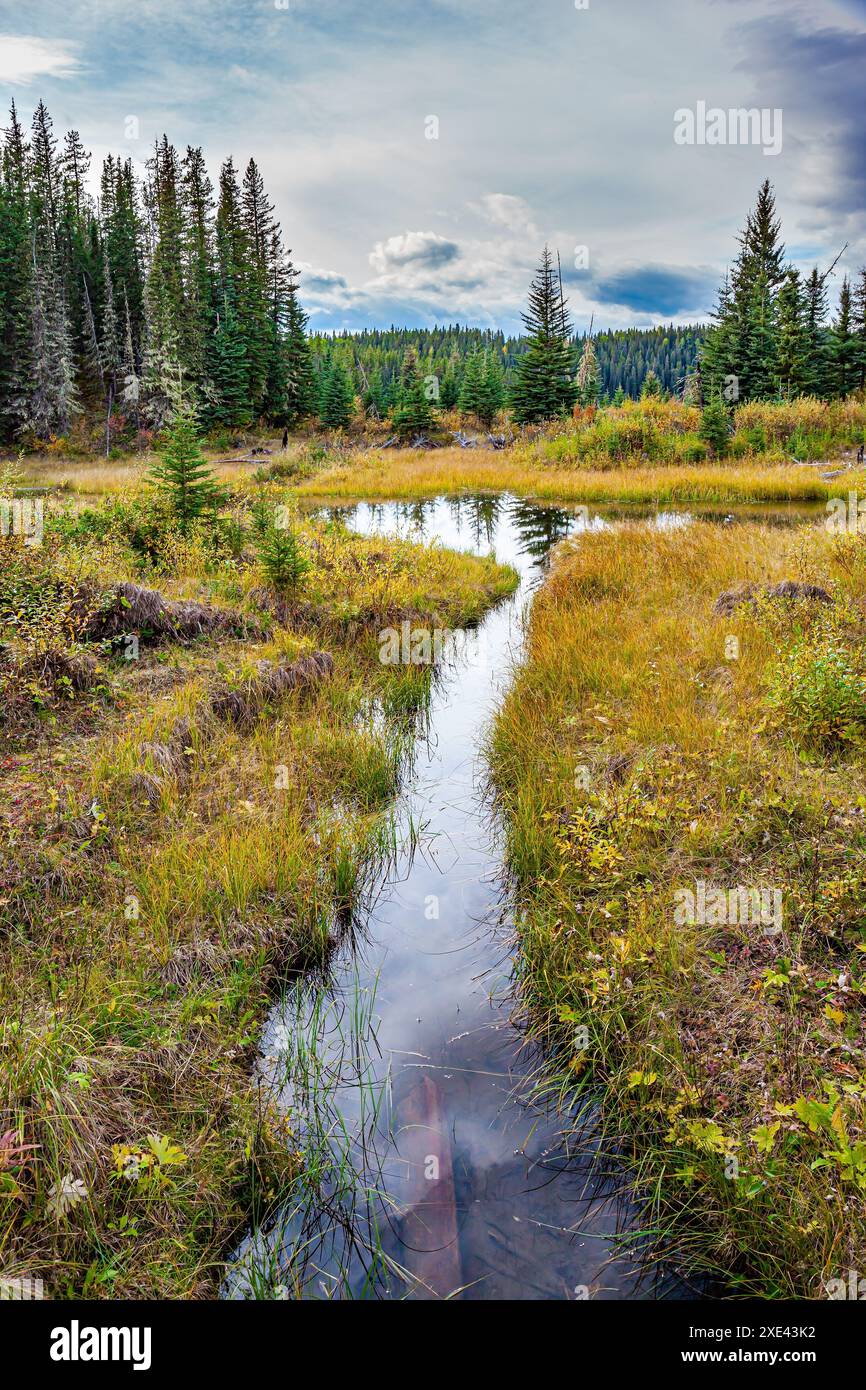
xmin=394 ymin=1072 xmax=463 ymax=1300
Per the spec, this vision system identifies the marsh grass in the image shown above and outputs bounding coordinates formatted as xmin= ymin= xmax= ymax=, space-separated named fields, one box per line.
xmin=297 ymin=447 xmax=863 ymax=507
xmin=229 ymin=970 xmax=414 ymax=1300
xmin=0 ymin=490 xmax=516 ymax=1298
xmin=489 ymin=518 xmax=866 ymax=1297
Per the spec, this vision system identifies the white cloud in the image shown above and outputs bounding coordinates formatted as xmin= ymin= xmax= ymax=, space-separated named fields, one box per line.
xmin=368 ymin=231 xmax=460 ymax=275
xmin=475 ymin=193 xmax=539 ymax=238
xmin=0 ymin=35 xmax=81 ymax=85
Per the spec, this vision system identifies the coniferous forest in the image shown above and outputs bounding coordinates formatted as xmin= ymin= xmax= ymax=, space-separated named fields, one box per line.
xmin=4 ymin=100 xmax=864 ymax=457
xmin=0 ymin=100 xmax=317 ymax=451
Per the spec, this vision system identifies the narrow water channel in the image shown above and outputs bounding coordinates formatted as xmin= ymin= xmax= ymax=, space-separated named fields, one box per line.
xmin=227 ymin=494 xmax=819 ymax=1301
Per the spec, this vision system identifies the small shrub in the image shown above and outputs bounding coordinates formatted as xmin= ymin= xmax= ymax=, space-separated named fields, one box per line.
xmin=699 ymin=398 xmax=731 ymax=458
xmin=767 ymin=632 xmax=866 ymax=745
xmin=257 ymin=525 xmax=311 ymax=595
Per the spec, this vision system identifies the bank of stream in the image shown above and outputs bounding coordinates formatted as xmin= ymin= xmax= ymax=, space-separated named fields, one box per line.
xmin=226 ymin=493 xmax=820 ymax=1301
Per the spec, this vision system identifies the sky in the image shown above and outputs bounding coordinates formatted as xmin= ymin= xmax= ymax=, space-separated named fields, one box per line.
xmin=1 ymin=0 xmax=865 ymax=335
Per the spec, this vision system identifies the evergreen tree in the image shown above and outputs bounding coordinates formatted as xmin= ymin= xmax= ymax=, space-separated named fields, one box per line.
xmin=439 ymin=348 xmax=461 ymax=409
xmin=284 ymin=281 xmax=317 ymax=423
xmin=478 ymin=350 xmax=505 ymax=427
xmin=458 ymin=350 xmax=484 ymax=416
xmin=699 ymin=396 xmax=731 ymax=457
xmin=147 ymin=404 xmax=224 ymax=530
xmin=391 ymin=347 xmax=433 ymax=438
xmin=119 ymin=292 xmax=142 ymax=434
xmin=180 ymin=144 xmax=216 ymax=392
xmin=852 ymin=266 xmax=866 ymax=393
xmin=0 ymin=104 xmax=317 ymax=445
xmin=239 ymin=158 xmax=274 ymax=413
xmin=776 ymin=268 xmax=810 ymax=397
xmin=804 ymin=267 xmax=831 ymax=398
xmin=459 ymin=349 xmax=503 ymax=426
xmin=830 ymin=278 xmax=860 ymax=398
xmin=26 ymin=101 xmax=80 ymax=435
xmin=104 ymin=157 xmax=146 ymax=366
xmin=702 ymin=181 xmax=786 ymax=403
xmin=257 ymin=519 xmax=310 ymax=594
xmin=318 ymin=357 xmax=353 ymax=428
xmin=511 ymin=247 xmax=576 ymax=423
xmin=99 ymin=242 xmax=122 ymax=396
xmin=641 ymin=367 xmax=663 ymax=398
xmin=142 ymin=136 xmax=188 ymax=423
xmin=0 ymin=102 xmax=33 ymax=435
xmin=209 ymin=291 xmax=251 ymax=426
xmin=739 ymin=180 xmax=786 ymax=400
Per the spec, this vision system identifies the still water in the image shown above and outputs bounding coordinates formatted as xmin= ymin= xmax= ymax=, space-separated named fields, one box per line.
xmin=227 ymin=495 xmax=816 ymax=1301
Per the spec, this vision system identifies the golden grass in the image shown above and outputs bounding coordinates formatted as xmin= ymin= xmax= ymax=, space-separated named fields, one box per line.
xmin=489 ymin=518 xmax=866 ymax=1296
xmin=296 ymin=446 xmax=864 ymax=506
xmin=0 ymin=506 xmax=516 ymax=1298
xmin=16 ymin=451 xmax=266 ymax=498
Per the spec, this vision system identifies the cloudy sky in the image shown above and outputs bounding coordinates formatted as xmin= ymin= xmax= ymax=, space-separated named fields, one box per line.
xmin=1 ymin=0 xmax=864 ymax=334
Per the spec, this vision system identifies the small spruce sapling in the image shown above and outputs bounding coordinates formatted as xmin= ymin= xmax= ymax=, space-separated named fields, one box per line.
xmin=147 ymin=405 xmax=225 ymax=533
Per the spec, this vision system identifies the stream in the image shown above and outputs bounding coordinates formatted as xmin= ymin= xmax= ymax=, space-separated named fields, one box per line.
xmin=226 ymin=493 xmax=821 ymax=1301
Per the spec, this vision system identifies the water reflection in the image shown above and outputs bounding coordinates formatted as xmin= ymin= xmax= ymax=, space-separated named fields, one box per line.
xmin=227 ymin=495 xmax=813 ymax=1301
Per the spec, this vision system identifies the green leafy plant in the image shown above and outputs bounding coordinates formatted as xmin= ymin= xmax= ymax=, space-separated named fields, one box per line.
xmin=767 ymin=631 xmax=866 ymax=745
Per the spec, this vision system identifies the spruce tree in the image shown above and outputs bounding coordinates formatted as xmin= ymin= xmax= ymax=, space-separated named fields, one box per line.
xmin=804 ymin=267 xmax=831 ymax=398
xmin=239 ymin=158 xmax=273 ymax=413
xmin=180 ymin=144 xmax=216 ymax=393
xmin=257 ymin=520 xmax=310 ymax=595
xmin=459 ymin=350 xmax=503 ymax=427
xmin=391 ymin=347 xmax=433 ymax=438
xmin=701 ymin=181 xmax=786 ymax=403
xmin=147 ymin=404 xmax=224 ymax=531
xmin=458 ymin=350 xmax=484 ymax=416
xmin=284 ymin=283 xmax=317 ymax=423
xmin=641 ymin=368 xmax=663 ymax=399
xmin=852 ymin=266 xmax=866 ymax=393
xmin=511 ymin=247 xmax=576 ymax=423
xmin=318 ymin=358 xmax=353 ymax=429
xmin=739 ymin=180 xmax=786 ymax=400
xmin=830 ymin=278 xmax=860 ymax=398
xmin=0 ymin=103 xmax=33 ymax=435
xmin=699 ymin=396 xmax=731 ymax=457
xmin=439 ymin=348 xmax=461 ymax=409
xmin=776 ymin=268 xmax=810 ymax=398
xmin=209 ymin=292 xmax=251 ymax=427
xmin=26 ymin=102 xmax=80 ymax=436
xmin=478 ymin=350 xmax=505 ymax=427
